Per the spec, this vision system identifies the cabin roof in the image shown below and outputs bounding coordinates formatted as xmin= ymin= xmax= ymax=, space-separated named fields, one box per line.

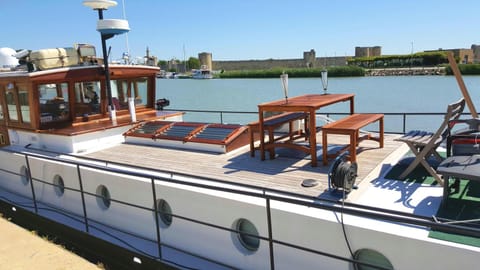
xmin=0 ymin=64 xmax=159 ymax=79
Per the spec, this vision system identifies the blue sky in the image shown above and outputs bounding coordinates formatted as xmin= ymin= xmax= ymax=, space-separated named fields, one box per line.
xmin=1 ymin=0 xmax=479 ymax=62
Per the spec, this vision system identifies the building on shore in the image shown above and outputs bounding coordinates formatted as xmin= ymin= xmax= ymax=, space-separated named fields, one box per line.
xmin=424 ymin=48 xmax=474 ymax=64
xmin=472 ymin=45 xmax=480 ymax=63
xmin=144 ymin=47 xmax=158 ymax=66
xmin=355 ymin=46 xmax=382 ymax=57
xmin=198 ymin=52 xmax=213 ymax=70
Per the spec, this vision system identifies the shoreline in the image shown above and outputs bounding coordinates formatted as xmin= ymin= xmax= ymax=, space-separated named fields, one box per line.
xmin=365 ymin=66 xmax=446 ymax=76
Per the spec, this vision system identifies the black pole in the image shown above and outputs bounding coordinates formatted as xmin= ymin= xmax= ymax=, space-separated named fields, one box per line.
xmin=97 ymin=9 xmax=115 ymax=118
xmin=101 ymin=35 xmax=114 ymax=113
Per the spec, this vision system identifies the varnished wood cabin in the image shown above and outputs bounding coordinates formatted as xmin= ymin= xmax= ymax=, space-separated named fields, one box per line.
xmin=0 ymin=50 xmax=163 ymax=147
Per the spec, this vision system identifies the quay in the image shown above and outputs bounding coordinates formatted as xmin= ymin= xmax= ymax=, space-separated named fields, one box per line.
xmin=0 ymin=216 xmax=100 ymax=270
xmin=366 ymin=66 xmax=446 ymax=76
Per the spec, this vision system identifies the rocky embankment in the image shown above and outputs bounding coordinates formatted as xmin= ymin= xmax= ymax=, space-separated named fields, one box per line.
xmin=366 ymin=67 xmax=446 ymax=76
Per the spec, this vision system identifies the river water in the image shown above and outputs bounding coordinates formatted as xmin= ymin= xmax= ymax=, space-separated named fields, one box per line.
xmin=156 ymin=75 xmax=480 ymax=133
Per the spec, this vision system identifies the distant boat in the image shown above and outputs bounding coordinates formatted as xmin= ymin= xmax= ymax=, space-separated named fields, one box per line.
xmin=156 ymin=70 xmax=167 ymax=78
xmin=164 ymin=71 xmax=177 ymax=79
xmin=192 ymin=65 xmax=213 ymax=79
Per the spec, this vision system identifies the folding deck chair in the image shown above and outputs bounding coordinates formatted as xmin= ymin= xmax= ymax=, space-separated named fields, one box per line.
xmin=394 ymin=98 xmax=465 ymax=185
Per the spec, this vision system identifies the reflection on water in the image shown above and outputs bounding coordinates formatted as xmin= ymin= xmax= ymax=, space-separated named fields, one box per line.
xmin=157 ymin=76 xmax=480 ymax=132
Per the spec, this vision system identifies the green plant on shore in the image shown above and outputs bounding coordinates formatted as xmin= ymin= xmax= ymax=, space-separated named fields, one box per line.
xmin=348 ymin=51 xmax=449 ymax=68
xmin=218 ymin=66 xmax=365 ymax=78
xmin=445 ymin=64 xmax=480 ymax=75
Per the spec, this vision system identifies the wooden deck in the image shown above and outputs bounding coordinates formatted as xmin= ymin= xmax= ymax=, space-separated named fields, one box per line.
xmin=84 ymin=132 xmax=404 ymax=198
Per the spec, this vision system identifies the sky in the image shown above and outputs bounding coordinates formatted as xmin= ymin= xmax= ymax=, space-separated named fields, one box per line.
xmin=1 ymin=0 xmax=479 ymax=63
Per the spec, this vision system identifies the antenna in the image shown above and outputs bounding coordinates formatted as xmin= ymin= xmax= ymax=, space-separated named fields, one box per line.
xmin=122 ymin=0 xmax=130 ymax=64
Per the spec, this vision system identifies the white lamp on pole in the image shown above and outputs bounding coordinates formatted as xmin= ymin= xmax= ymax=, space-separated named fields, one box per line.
xmin=321 ymin=69 xmax=328 ymax=95
xmin=280 ymin=72 xmax=289 ymax=103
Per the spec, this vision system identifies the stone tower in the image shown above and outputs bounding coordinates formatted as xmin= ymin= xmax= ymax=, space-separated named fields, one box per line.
xmin=198 ymin=52 xmax=213 ymax=69
xmin=303 ymin=49 xmax=316 ymax=68
xmin=471 ymin=44 xmax=480 ymax=63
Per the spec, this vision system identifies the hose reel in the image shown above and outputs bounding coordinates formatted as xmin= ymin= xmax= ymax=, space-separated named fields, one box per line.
xmin=328 ymin=152 xmax=358 ymax=193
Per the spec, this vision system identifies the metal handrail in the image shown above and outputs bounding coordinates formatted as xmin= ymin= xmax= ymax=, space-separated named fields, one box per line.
xmin=167 ymin=108 xmax=476 ymax=134
xmin=1 ymin=142 xmax=479 ymax=269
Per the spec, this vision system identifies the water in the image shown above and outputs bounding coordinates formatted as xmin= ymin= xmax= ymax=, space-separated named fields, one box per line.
xmin=157 ymin=76 xmax=480 ymax=132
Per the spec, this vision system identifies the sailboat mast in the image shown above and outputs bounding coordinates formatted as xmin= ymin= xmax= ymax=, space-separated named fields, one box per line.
xmin=183 ymin=44 xmax=186 ymax=72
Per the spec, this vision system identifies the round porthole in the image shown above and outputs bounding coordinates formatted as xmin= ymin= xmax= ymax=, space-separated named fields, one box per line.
xmin=96 ymin=185 xmax=111 ymax=209
xmin=156 ymin=199 xmax=172 ymax=227
xmin=354 ymin=248 xmax=393 ymax=270
xmin=53 ymin=175 xmax=65 ymax=196
xmin=20 ymin=166 xmax=29 ymax=185
xmin=235 ymin=218 xmax=260 ymax=252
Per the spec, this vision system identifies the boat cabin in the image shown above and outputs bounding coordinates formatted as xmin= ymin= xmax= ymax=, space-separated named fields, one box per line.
xmin=0 ymin=46 xmax=252 ymax=154
xmin=0 ymin=47 xmax=177 ymax=150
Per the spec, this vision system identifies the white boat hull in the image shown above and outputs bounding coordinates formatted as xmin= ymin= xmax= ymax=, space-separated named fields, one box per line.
xmin=0 ymin=148 xmax=478 ymax=269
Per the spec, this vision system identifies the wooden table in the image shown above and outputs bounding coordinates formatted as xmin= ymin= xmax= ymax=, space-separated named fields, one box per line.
xmin=258 ymin=93 xmax=355 ymax=167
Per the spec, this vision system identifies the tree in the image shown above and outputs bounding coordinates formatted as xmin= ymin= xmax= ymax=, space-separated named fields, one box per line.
xmin=157 ymin=60 xmax=167 ymax=68
xmin=187 ymin=57 xmax=200 ymax=70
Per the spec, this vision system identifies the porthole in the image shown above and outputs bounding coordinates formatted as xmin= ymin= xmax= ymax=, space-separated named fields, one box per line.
xmin=20 ymin=166 xmax=29 ymax=185
xmin=156 ymin=199 xmax=172 ymax=227
xmin=53 ymin=175 xmax=65 ymax=196
xmin=354 ymin=248 xmax=393 ymax=270
xmin=235 ymin=218 xmax=260 ymax=252
xmin=96 ymin=185 xmax=111 ymax=209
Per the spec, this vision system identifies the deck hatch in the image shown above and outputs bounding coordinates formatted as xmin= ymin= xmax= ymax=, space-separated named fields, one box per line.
xmin=133 ymin=122 xmax=168 ymax=134
xmin=193 ymin=126 xmax=238 ymax=141
xmin=123 ymin=121 xmax=249 ymax=153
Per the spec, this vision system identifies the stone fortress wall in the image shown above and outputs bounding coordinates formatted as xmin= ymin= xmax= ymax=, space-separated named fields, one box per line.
xmin=212 ymin=49 xmax=349 ymax=71
xmin=203 ymin=45 xmax=480 ymax=71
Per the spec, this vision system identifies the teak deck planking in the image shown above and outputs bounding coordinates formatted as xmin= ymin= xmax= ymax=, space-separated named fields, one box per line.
xmin=84 ymin=132 xmax=403 ymax=198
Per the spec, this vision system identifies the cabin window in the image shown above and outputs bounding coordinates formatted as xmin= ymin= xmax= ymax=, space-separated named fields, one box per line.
xmin=96 ymin=185 xmax=111 ymax=210
xmin=110 ymin=80 xmax=129 ymax=110
xmin=109 ymin=77 xmax=149 ymax=110
xmin=38 ymin=83 xmax=70 ymax=123
xmin=354 ymin=248 xmax=393 ymax=270
xmin=53 ymin=174 xmax=65 ymax=196
xmin=133 ymin=77 xmax=148 ymax=107
xmin=74 ymin=81 xmax=101 ymax=117
xmin=5 ymin=84 xmax=30 ymax=124
xmin=20 ymin=165 xmax=30 ymax=185
xmin=234 ymin=218 xmax=260 ymax=252
xmin=0 ymin=102 xmax=3 ymax=121
xmin=155 ymin=199 xmax=173 ymax=227
xmin=5 ymin=90 xmax=18 ymax=121
xmin=18 ymin=86 xmax=30 ymax=123
xmin=0 ymin=133 xmax=5 ymax=145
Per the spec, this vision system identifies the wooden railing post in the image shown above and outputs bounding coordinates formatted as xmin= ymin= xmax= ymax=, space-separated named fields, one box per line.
xmin=448 ymin=52 xmax=478 ymax=118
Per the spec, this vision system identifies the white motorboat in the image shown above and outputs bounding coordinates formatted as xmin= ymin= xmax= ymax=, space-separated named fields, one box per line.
xmin=192 ymin=65 xmax=213 ymax=79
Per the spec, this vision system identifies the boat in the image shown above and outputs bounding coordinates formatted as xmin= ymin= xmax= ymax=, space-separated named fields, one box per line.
xmin=0 ymin=44 xmax=479 ymax=270
xmin=192 ymin=65 xmax=213 ymax=79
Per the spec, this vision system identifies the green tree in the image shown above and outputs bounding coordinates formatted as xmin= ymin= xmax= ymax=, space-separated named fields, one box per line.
xmin=187 ymin=57 xmax=201 ymax=70
xmin=157 ymin=60 xmax=167 ymax=67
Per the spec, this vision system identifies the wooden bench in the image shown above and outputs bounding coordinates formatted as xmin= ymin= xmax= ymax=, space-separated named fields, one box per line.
xmin=321 ymin=113 xmax=384 ymax=165
xmin=248 ymin=112 xmax=307 ymax=157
